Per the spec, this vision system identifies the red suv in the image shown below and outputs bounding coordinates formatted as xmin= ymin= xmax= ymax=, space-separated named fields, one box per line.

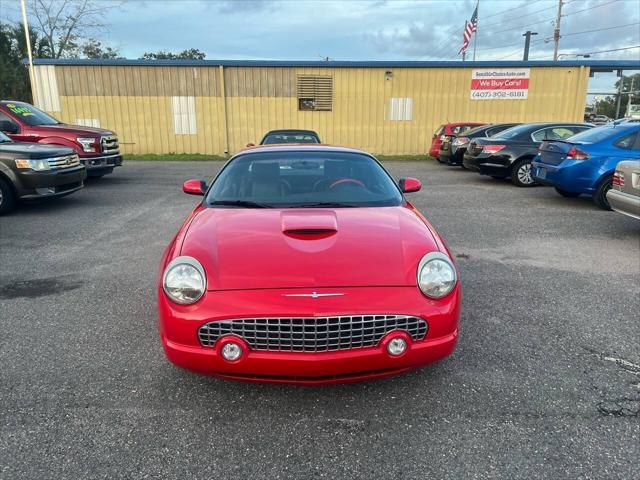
xmin=0 ymin=101 xmax=122 ymax=177
xmin=429 ymin=122 xmax=485 ymax=158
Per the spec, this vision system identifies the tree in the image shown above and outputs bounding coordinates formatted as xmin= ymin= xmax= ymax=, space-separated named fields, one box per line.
xmin=28 ymin=0 xmax=115 ymax=58
xmin=0 ymin=22 xmax=51 ymax=102
xmin=78 ymin=39 xmax=120 ymax=59
xmin=140 ymin=48 xmax=207 ymax=60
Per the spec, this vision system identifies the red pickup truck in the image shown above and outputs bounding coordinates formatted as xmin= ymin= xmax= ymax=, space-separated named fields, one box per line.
xmin=0 ymin=100 xmax=122 ymax=177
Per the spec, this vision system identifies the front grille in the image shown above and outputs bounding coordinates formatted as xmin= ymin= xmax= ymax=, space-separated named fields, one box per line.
xmin=47 ymin=154 xmax=80 ymax=169
xmin=101 ymin=135 xmax=119 ymax=154
xmin=198 ymin=314 xmax=428 ymax=352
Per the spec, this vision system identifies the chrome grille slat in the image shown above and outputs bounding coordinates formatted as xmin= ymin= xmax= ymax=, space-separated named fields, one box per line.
xmin=101 ymin=135 xmax=119 ymax=154
xmin=46 ymin=154 xmax=80 ymax=169
xmin=198 ymin=315 xmax=427 ymax=352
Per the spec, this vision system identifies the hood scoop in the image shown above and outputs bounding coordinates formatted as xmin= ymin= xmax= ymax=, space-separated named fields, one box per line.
xmin=281 ymin=210 xmax=338 ymax=236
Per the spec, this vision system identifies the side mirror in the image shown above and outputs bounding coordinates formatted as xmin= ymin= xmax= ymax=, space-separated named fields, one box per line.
xmin=182 ymin=179 xmax=206 ymax=196
xmin=246 ymin=142 xmax=255 ymax=147
xmin=399 ymin=177 xmax=422 ymax=193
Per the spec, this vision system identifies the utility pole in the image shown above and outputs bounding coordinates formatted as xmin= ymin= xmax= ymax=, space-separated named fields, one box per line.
xmin=472 ymin=0 xmax=480 ymax=61
xmin=20 ymin=0 xmax=37 ymax=103
xmin=522 ymin=31 xmax=538 ymax=61
xmin=615 ymin=71 xmax=624 ymax=119
xmin=627 ymin=76 xmax=635 ymax=117
xmin=553 ymin=0 xmax=563 ymax=61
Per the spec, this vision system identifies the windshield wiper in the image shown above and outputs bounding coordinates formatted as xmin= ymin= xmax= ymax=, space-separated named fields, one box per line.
xmin=291 ymin=202 xmax=358 ymax=208
xmin=210 ymin=200 xmax=272 ymax=208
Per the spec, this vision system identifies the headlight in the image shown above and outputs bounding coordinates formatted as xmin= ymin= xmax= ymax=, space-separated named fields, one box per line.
xmin=162 ymin=256 xmax=206 ymax=305
xmin=15 ymin=159 xmax=51 ymax=171
xmin=76 ymin=137 xmax=97 ymax=152
xmin=417 ymin=252 xmax=457 ymax=299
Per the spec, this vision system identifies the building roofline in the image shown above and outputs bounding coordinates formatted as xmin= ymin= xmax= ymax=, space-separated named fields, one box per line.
xmin=24 ymin=58 xmax=640 ymax=72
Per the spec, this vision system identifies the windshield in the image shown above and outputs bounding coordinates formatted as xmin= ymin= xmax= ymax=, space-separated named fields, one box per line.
xmin=493 ymin=124 xmax=534 ymax=140
xmin=261 ymin=133 xmax=319 ymax=144
xmin=1 ymin=102 xmax=61 ymax=126
xmin=0 ymin=131 xmax=11 ymax=142
xmin=206 ymin=151 xmax=404 ymax=208
xmin=567 ymin=125 xmax=620 ymax=144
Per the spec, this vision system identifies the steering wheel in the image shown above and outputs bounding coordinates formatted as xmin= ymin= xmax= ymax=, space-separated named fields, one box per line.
xmin=329 ymin=178 xmax=366 ymax=189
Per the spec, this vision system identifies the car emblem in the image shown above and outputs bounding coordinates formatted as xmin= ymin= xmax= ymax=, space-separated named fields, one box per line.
xmin=282 ymin=292 xmax=345 ymax=298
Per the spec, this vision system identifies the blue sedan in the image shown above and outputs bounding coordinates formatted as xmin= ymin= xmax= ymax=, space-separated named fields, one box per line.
xmin=532 ymin=123 xmax=640 ymax=209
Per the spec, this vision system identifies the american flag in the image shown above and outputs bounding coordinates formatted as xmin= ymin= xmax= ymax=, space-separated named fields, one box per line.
xmin=459 ymin=4 xmax=478 ymax=55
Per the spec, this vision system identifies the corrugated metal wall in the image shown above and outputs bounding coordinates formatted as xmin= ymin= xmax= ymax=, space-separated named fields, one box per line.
xmin=34 ymin=64 xmax=590 ymax=155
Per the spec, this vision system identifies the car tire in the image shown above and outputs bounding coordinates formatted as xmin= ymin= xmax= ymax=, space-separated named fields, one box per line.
xmin=593 ymin=175 xmax=613 ymax=210
xmin=511 ymin=158 xmax=536 ymax=187
xmin=0 ymin=177 xmax=16 ymax=216
xmin=554 ymin=187 xmax=580 ymax=198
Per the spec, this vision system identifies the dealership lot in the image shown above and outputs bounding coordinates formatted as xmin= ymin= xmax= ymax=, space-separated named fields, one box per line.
xmin=0 ymin=160 xmax=638 ymax=479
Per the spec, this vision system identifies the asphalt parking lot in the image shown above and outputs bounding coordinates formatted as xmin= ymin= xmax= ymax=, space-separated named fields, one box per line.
xmin=1 ymin=160 xmax=638 ymax=479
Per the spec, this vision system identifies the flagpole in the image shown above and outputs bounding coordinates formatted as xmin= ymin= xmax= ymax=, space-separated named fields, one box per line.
xmin=472 ymin=0 xmax=479 ymax=61
xmin=20 ymin=0 xmax=37 ymax=103
xmin=462 ymin=21 xmax=467 ymax=61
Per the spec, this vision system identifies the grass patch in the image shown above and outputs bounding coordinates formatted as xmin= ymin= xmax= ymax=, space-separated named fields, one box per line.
xmin=125 ymin=153 xmax=228 ymax=161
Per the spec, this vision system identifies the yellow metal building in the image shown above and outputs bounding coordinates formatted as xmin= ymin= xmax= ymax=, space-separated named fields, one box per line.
xmin=28 ymin=59 xmax=601 ymax=156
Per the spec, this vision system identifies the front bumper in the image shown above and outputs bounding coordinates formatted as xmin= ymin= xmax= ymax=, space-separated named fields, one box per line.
xmin=15 ymin=165 xmax=86 ymax=200
xmin=531 ymin=159 xmax=598 ymax=194
xmin=607 ymin=189 xmax=640 ymax=219
xmin=80 ymin=154 xmax=123 ymax=171
xmin=159 ymin=286 xmax=460 ymax=384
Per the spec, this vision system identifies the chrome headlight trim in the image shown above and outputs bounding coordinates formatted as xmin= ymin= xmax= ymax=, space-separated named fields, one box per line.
xmin=162 ymin=256 xmax=206 ymax=305
xmin=417 ymin=252 xmax=457 ymax=299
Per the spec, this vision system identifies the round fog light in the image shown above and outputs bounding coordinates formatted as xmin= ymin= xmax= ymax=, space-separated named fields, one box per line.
xmin=387 ymin=337 xmax=407 ymax=356
xmin=221 ymin=342 xmax=243 ymax=361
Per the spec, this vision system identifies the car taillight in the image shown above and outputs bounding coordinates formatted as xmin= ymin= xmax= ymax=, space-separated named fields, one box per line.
xmin=566 ymin=147 xmax=589 ymax=160
xmin=482 ymin=144 xmax=506 ymax=154
xmin=613 ymin=171 xmax=625 ymax=186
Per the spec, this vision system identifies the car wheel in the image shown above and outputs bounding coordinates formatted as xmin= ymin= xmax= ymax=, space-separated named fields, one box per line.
xmin=511 ymin=158 xmax=535 ymax=187
xmin=554 ymin=187 xmax=580 ymax=198
xmin=0 ymin=177 xmax=16 ymax=215
xmin=593 ymin=175 xmax=613 ymax=210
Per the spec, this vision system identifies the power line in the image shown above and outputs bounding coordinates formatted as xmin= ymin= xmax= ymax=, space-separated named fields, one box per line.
xmin=563 ymin=0 xmax=622 ymax=17
xmin=578 ymin=45 xmax=640 ymax=56
xmin=481 ymin=4 xmax=557 ymax=30
xmin=481 ymin=0 xmax=544 ymax=21
xmin=562 ymin=21 xmax=640 ymax=37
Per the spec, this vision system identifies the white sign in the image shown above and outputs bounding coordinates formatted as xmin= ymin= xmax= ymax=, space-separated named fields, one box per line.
xmin=470 ymin=68 xmax=530 ymax=100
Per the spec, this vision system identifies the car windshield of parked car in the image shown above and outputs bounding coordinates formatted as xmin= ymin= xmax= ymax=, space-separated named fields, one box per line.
xmin=493 ymin=124 xmax=535 ymax=140
xmin=0 ymin=102 xmax=61 ymax=126
xmin=567 ymin=125 xmax=620 ymax=144
xmin=207 ymin=151 xmax=403 ymax=208
xmin=262 ymin=133 xmax=319 ymax=144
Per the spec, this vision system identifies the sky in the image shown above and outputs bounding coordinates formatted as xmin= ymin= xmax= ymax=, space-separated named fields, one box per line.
xmin=1 ymin=0 xmax=639 ymax=96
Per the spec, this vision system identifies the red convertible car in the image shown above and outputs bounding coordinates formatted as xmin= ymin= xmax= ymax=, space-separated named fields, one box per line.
xmin=158 ymin=145 xmax=460 ymax=384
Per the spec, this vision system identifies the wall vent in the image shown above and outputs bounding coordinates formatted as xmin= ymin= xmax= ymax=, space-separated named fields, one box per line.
xmin=297 ymin=75 xmax=333 ymax=111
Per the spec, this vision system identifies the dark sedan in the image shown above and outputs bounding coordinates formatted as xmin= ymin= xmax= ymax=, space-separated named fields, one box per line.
xmin=438 ymin=123 xmax=520 ymax=167
xmin=259 ymin=129 xmax=321 ymax=145
xmin=462 ymin=123 xmax=592 ymax=186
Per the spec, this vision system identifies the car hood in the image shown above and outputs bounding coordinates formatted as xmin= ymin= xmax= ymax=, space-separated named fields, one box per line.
xmin=0 ymin=140 xmax=75 ymax=158
xmin=31 ymin=124 xmax=114 ymax=137
xmin=180 ymin=206 xmax=440 ymax=291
